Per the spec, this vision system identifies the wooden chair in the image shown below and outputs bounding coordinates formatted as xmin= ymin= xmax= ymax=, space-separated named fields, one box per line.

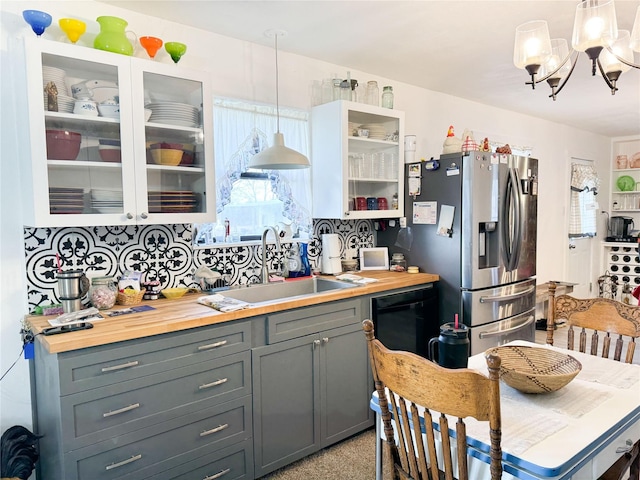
xmin=362 ymin=319 xmax=503 ymax=480
xmin=546 ymin=282 xmax=640 ymax=480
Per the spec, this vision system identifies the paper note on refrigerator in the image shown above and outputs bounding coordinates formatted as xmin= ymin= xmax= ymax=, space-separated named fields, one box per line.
xmin=413 ymin=201 xmax=436 ymax=224
xmin=437 ymin=205 xmax=455 ymax=237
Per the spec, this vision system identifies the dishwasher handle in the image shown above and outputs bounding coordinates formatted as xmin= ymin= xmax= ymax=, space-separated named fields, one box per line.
xmin=479 ymin=315 xmax=535 ymax=339
xmin=480 ymin=285 xmax=535 ymax=303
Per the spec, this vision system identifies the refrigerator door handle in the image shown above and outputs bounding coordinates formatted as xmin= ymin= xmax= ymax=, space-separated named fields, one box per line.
xmin=478 ymin=314 xmax=535 ymax=338
xmin=510 ymin=167 xmax=523 ymax=270
xmin=502 ymin=167 xmax=523 ymax=271
xmin=479 ymin=285 xmax=536 ymax=303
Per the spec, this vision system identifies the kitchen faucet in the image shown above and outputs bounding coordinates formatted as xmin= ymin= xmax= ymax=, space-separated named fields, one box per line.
xmin=260 ymin=226 xmax=282 ymax=284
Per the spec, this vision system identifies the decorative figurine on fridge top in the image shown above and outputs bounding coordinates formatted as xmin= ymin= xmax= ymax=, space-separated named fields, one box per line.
xmin=496 ymin=143 xmax=512 ymax=154
xmin=461 ymin=129 xmax=478 ymax=153
xmin=479 ymin=137 xmax=491 ymax=152
xmin=442 ymin=125 xmax=463 ymax=154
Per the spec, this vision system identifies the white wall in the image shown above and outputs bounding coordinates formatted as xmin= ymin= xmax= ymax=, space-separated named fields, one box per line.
xmin=0 ymin=0 xmax=612 ymax=433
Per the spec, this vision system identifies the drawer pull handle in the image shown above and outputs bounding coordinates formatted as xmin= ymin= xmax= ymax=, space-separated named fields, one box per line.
xmin=204 ymin=468 xmax=231 ymax=480
xmin=616 ymin=439 xmax=634 ymax=454
xmin=200 ymin=423 xmax=229 ymax=437
xmin=198 ymin=340 xmax=228 ymax=351
xmin=101 ymin=360 xmax=139 ymax=373
xmin=199 ymin=378 xmax=228 ymax=390
xmin=105 ymin=454 xmax=142 ymax=470
xmin=103 ymin=403 xmax=140 ymax=418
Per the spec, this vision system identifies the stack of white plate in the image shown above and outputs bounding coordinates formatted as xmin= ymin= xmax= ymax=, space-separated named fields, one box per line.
xmin=42 ymin=66 xmax=71 ymax=95
xmin=91 ymin=188 xmax=123 ymax=214
xmin=145 ymin=102 xmax=200 ymax=128
xmin=43 ymin=66 xmax=74 ymax=112
xmin=359 ymin=123 xmax=387 ymax=140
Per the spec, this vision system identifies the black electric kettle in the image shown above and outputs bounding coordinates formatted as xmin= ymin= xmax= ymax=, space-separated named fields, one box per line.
xmin=610 ymin=216 xmax=634 ymax=238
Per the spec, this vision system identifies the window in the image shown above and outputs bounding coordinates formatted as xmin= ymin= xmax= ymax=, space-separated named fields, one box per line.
xmin=194 ymin=98 xmax=311 ymax=246
xmin=569 ymin=161 xmax=599 ymax=238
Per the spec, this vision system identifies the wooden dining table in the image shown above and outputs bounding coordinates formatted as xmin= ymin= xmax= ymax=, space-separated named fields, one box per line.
xmin=370 ymin=340 xmax=640 ymax=480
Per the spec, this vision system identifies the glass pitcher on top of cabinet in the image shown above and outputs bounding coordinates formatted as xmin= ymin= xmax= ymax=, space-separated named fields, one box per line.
xmin=20 ymin=37 xmax=214 ymax=227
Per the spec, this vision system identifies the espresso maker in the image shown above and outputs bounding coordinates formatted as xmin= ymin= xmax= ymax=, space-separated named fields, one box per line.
xmin=608 ymin=216 xmax=635 ymax=242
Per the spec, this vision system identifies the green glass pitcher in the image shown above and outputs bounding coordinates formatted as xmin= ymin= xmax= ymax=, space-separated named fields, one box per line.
xmin=94 ymin=16 xmax=136 ymax=56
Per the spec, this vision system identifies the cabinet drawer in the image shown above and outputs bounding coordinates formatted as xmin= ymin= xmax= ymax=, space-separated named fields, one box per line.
xmin=143 ymin=439 xmax=253 ymax=480
xmin=592 ymin=417 xmax=640 ymax=477
xmin=58 ymin=320 xmax=252 ymax=395
xmin=66 ymin=397 xmax=252 ymax=480
xmin=267 ymin=299 xmax=361 ymax=343
xmin=62 ymin=351 xmax=251 ymax=449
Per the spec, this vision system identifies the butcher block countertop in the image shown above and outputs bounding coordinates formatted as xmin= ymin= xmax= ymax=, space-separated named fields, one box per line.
xmin=26 ymin=271 xmax=438 ymax=354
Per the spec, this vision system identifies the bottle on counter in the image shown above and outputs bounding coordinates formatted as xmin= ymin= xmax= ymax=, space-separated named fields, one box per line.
xmin=381 ymin=86 xmax=394 ymax=108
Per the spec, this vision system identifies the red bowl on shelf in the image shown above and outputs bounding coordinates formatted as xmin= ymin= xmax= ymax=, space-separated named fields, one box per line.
xmin=46 ymin=129 xmax=81 ymax=160
xmin=98 ymin=146 xmax=121 ymax=163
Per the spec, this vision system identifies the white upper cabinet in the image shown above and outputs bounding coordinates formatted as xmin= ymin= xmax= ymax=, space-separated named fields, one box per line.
xmin=611 ymin=135 xmax=640 ymax=214
xmin=19 ymin=37 xmax=215 ymax=227
xmin=311 ymin=100 xmax=404 ymax=220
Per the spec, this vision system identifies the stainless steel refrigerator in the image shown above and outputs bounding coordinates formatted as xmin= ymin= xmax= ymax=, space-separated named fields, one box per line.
xmin=377 ymin=152 xmax=538 ymax=355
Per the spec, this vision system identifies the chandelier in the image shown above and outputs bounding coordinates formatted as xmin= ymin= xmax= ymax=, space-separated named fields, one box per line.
xmin=514 ymin=1 xmax=640 ymax=100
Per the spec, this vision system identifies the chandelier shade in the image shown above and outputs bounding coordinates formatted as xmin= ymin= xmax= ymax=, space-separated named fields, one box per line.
xmin=514 ymin=0 xmax=639 ymax=99
xmin=571 ymin=0 xmax=618 ymax=52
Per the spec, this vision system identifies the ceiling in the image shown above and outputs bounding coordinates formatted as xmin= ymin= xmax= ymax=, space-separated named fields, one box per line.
xmin=100 ymin=0 xmax=640 ymax=137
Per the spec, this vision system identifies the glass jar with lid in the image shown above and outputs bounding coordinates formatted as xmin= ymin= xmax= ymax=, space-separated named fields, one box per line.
xmin=390 ymin=253 xmax=407 ymax=272
xmin=381 ymin=86 xmax=394 ymax=109
xmin=89 ymin=276 xmax=117 ymax=309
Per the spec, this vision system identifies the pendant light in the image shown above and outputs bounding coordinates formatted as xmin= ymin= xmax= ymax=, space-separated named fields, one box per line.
xmin=248 ymin=29 xmax=310 ymax=170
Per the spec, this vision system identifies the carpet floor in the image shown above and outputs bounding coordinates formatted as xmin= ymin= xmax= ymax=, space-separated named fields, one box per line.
xmin=258 ymin=428 xmax=377 ymax=480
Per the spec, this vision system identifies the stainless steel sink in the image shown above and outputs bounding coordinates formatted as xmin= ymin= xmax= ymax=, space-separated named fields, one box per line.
xmin=221 ymin=277 xmax=358 ymax=305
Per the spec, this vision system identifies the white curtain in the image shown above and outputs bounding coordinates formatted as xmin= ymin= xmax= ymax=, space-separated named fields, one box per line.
xmin=569 ymin=163 xmax=599 ymax=237
xmin=213 ymin=98 xmax=311 ymax=232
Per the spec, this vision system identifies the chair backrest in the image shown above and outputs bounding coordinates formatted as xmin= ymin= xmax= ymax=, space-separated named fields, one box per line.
xmin=547 ymin=282 xmax=640 ymax=363
xmin=362 ymin=319 xmax=502 ymax=480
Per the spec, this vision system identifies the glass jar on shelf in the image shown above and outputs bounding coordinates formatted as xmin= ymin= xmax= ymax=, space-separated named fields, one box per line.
xmin=381 ymin=86 xmax=394 ymax=109
xmin=89 ymin=276 xmax=117 ymax=309
xmin=365 ymin=81 xmax=379 ymax=106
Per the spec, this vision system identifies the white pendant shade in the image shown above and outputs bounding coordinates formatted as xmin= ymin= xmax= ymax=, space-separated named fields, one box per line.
xmin=539 ymin=38 xmax=572 ymax=80
xmin=248 ymin=132 xmax=310 ymax=170
xmin=513 ymin=20 xmax=552 ymax=70
xmin=572 ymin=0 xmax=618 ymax=52
xmin=599 ymin=30 xmax=633 ymax=74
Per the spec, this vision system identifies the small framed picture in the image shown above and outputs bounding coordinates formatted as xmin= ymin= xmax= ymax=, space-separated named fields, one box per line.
xmin=359 ymin=247 xmax=390 ymax=270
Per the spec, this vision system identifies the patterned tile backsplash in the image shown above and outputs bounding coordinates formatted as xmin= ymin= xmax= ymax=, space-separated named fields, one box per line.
xmin=24 ymin=219 xmax=374 ymax=310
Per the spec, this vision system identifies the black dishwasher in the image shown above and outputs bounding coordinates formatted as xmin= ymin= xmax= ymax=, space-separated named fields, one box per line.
xmin=371 ymin=284 xmax=439 ymax=358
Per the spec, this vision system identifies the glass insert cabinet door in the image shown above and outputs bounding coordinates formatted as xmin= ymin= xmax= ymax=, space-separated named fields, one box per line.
xmin=20 ymin=37 xmax=215 ymax=227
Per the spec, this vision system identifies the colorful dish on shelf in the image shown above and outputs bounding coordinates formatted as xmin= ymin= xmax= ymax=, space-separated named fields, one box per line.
xmin=616 ymin=175 xmax=636 ymax=192
xmin=632 ymin=152 xmax=640 ymax=168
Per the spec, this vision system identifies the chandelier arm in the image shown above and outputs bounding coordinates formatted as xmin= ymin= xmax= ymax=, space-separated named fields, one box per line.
xmin=548 ymin=53 xmax=579 ymax=98
xmin=604 ymin=45 xmax=640 ymax=69
xmin=596 ymin=58 xmax=618 ymax=91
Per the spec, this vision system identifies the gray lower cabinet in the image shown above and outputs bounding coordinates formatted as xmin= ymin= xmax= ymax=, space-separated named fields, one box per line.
xmin=251 ymin=299 xmax=374 ymax=477
xmin=31 ymin=296 xmax=377 ymax=480
xmin=31 ymin=319 xmax=254 ymax=480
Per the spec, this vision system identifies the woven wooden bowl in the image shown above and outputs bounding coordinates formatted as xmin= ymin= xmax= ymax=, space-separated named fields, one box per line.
xmin=486 ymin=345 xmax=582 ymax=394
